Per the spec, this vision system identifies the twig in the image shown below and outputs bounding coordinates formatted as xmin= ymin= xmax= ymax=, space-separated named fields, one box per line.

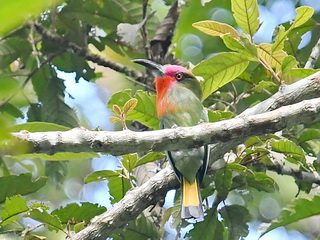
xmin=32 ymin=23 xmax=147 ymax=82
xmin=305 ymin=37 xmax=320 ymax=69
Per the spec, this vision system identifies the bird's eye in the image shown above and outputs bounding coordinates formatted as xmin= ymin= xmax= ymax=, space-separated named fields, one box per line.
xmin=175 ymin=72 xmax=183 ymax=81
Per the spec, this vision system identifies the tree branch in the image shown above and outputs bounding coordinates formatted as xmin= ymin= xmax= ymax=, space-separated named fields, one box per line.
xmin=9 ymin=96 xmax=320 ymax=156
xmin=72 ymin=167 xmax=177 ymax=240
xmin=305 ymin=37 xmax=320 ymax=69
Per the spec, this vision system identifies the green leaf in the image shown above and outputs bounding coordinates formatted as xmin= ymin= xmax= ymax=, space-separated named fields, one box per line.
xmin=187 ymin=208 xmax=225 ymax=240
xmin=281 ymin=55 xmax=298 ymax=74
xmin=222 ymin=35 xmax=257 ymax=60
xmin=272 ymin=25 xmax=287 ymax=52
xmin=108 ymin=174 xmax=131 ymax=204
xmin=52 ymin=202 xmax=106 ymax=225
xmin=254 ymin=81 xmax=278 ymax=93
xmin=26 ymin=209 xmax=64 ymax=232
xmin=32 ymin=66 xmax=79 ymax=128
xmin=219 ymin=205 xmax=252 ymax=239
xmin=111 ymin=215 xmax=160 ymax=240
xmin=291 ymin=6 xmax=314 ymax=29
xmin=193 ymin=52 xmax=250 ymax=100
xmin=214 ymin=168 xmax=232 ymax=199
xmin=258 ymin=43 xmax=287 ymax=71
xmin=208 ymin=110 xmax=234 ymax=122
xmin=10 ymin=152 xmax=99 ymax=161
xmin=0 ymin=102 xmax=24 ymax=118
xmin=271 ymin=139 xmax=305 ymax=158
xmin=231 ymin=0 xmax=260 ymax=36
xmin=289 ymin=68 xmax=319 ymax=78
xmin=135 ymin=152 xmax=166 ymax=168
xmin=10 ymin=122 xmax=70 ymax=132
xmin=193 ymin=20 xmax=239 ymax=39
xmin=0 ymin=0 xmax=63 ymax=36
xmin=0 ymin=195 xmax=29 ymax=226
xmin=246 ymin=172 xmax=278 ymax=192
xmin=0 ymin=77 xmax=19 ymax=99
xmin=84 ymin=170 xmax=120 ymax=183
xmin=0 ymin=174 xmax=47 ymax=203
xmin=0 ymin=38 xmax=32 ymax=68
xmin=109 ymin=116 xmax=121 ymax=123
xmin=123 ymin=98 xmax=138 ymax=115
xmin=121 ymin=153 xmax=138 ymax=173
xmin=108 ymin=89 xmax=159 ymax=129
xmin=262 ymin=195 xmax=320 ymax=237
xmin=299 ymin=129 xmax=320 ymax=142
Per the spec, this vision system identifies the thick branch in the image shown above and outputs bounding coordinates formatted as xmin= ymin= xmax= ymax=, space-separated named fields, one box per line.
xmin=72 ymin=167 xmax=177 ymax=240
xmin=10 ymin=97 xmax=320 ymax=156
xmin=305 ymin=37 xmax=320 ymax=69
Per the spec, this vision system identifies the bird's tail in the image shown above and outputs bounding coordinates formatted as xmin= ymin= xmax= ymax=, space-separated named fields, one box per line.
xmin=181 ymin=177 xmax=204 ymax=219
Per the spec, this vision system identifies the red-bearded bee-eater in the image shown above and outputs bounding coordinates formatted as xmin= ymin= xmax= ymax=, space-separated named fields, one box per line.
xmin=132 ymin=59 xmax=209 ymax=219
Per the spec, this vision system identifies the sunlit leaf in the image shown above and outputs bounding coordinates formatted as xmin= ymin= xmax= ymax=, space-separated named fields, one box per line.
xmin=112 ymin=104 xmax=122 ymax=116
xmin=289 ymin=68 xmax=319 ymax=78
xmin=109 ymin=116 xmax=121 ymax=123
xmin=193 ymin=20 xmax=239 ymax=39
xmin=291 ymin=6 xmax=314 ymax=29
xmin=108 ymin=175 xmax=131 ymax=204
xmin=193 ymin=52 xmax=250 ymax=100
xmin=0 ymin=174 xmax=47 ymax=203
xmin=262 ymin=195 xmax=320 ymax=237
xmin=231 ymin=0 xmax=260 ymax=36
xmin=108 ymin=89 xmax=159 ymax=129
xmin=123 ymin=98 xmax=138 ymax=115
xmin=258 ymin=43 xmax=287 ymax=71
xmin=271 ymin=139 xmax=305 ymax=158
xmin=281 ymin=55 xmax=298 ymax=74
xmin=0 ymin=195 xmax=29 ymax=226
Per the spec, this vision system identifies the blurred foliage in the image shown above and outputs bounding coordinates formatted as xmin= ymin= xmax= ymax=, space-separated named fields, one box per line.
xmin=0 ymin=0 xmax=320 ymax=239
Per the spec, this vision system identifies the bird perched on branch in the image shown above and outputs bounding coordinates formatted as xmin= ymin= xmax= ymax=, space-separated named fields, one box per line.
xmin=132 ymin=59 xmax=209 ymax=219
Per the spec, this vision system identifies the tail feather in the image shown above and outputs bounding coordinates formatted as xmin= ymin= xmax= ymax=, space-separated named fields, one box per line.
xmin=181 ymin=177 xmax=204 ymax=219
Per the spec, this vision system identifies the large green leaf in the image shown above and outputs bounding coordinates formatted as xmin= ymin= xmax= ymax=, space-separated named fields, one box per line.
xmin=0 ymin=0 xmax=63 ymax=36
xmin=193 ymin=52 xmax=250 ymax=100
xmin=108 ymin=174 xmax=131 ymax=204
xmin=0 ymin=174 xmax=47 ymax=203
xmin=270 ymin=139 xmax=305 ymax=158
xmin=298 ymin=129 xmax=320 ymax=142
xmin=215 ymin=168 xmax=232 ymax=199
xmin=262 ymin=195 xmax=320 ymax=237
xmin=10 ymin=122 xmax=70 ymax=132
xmin=108 ymin=89 xmax=159 ymax=129
xmin=0 ymin=195 xmax=29 ymax=226
xmin=193 ymin=20 xmax=239 ymax=39
xmin=135 ymin=152 xmax=166 ymax=168
xmin=219 ymin=205 xmax=252 ymax=239
xmin=112 ymin=215 xmax=160 ymax=240
xmin=52 ymin=202 xmax=106 ymax=225
xmin=231 ymin=0 xmax=260 ymax=36
xmin=187 ymin=209 xmax=225 ymax=240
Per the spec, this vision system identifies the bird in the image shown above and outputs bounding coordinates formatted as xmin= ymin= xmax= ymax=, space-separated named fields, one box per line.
xmin=132 ymin=59 xmax=209 ymax=219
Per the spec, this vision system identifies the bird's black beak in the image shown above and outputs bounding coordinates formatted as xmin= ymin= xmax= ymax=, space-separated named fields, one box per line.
xmin=132 ymin=59 xmax=165 ymax=76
